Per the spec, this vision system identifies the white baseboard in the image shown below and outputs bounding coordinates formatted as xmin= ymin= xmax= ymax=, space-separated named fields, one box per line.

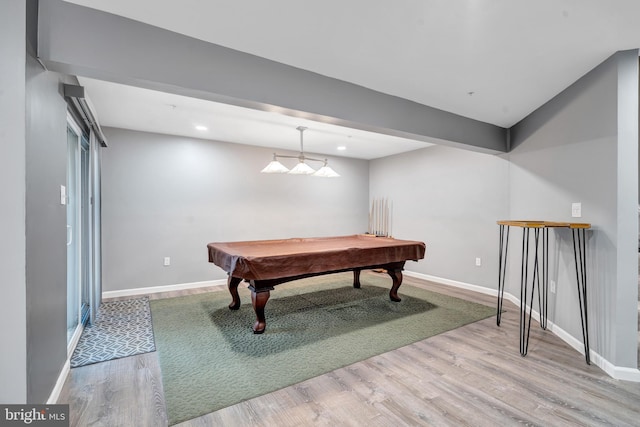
xmin=48 ymin=360 xmax=69 ymax=404
xmin=600 ymin=361 xmax=640 ymax=382
xmin=404 ymin=271 xmax=498 ymax=297
xmin=102 ymin=279 xmax=227 ymax=299
xmin=48 ymin=323 xmax=86 ymax=404
xmin=404 ymin=270 xmax=640 ymax=383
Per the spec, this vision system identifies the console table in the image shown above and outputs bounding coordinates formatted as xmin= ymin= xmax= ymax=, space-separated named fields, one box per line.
xmin=496 ymin=220 xmax=591 ymax=364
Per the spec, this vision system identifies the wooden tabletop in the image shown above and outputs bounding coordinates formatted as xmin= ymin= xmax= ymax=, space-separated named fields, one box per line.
xmin=497 ymin=220 xmax=591 ymax=229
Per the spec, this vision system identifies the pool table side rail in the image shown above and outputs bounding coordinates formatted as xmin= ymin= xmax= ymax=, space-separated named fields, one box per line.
xmin=207 ymin=235 xmax=426 ymax=281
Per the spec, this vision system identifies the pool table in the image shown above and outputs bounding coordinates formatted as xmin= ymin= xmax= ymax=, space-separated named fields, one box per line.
xmin=207 ymin=235 xmax=426 ymax=333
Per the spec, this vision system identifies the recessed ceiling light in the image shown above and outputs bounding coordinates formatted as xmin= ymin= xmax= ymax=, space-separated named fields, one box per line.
xmin=195 ymin=125 xmax=208 ymax=131
xmin=337 ymin=146 xmax=347 ymax=151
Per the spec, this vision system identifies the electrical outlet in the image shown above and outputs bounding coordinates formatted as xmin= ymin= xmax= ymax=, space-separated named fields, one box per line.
xmin=163 ymin=257 xmax=171 ymax=266
xmin=550 ymin=280 xmax=556 ymax=293
xmin=571 ymin=202 xmax=582 ymax=218
xmin=475 ymin=257 xmax=482 ymax=266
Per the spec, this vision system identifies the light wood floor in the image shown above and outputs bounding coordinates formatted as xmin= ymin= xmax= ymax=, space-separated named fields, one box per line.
xmin=59 ymin=273 xmax=640 ymax=427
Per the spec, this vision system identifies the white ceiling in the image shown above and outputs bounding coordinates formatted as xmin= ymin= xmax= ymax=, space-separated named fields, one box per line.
xmin=67 ymin=0 xmax=640 ymax=158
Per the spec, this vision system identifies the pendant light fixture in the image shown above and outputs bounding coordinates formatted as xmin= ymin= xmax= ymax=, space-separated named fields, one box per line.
xmin=260 ymin=126 xmax=340 ymax=177
xmin=260 ymin=154 xmax=290 ymax=174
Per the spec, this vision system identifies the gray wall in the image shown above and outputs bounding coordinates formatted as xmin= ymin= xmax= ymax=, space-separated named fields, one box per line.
xmin=0 ymin=0 xmax=27 ymax=403
xmin=25 ymin=55 xmax=69 ymax=402
xmin=369 ymin=145 xmax=509 ymax=287
xmin=509 ymin=50 xmax=638 ymax=368
xmin=0 ymin=0 xmax=69 ymax=404
xmin=101 ymin=128 xmax=370 ymax=291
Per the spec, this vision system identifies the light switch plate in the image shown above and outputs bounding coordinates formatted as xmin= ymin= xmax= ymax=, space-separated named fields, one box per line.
xmin=60 ymin=185 xmax=66 ymax=205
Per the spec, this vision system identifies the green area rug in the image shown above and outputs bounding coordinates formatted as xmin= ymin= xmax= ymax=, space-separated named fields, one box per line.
xmin=151 ymin=272 xmax=495 ymax=425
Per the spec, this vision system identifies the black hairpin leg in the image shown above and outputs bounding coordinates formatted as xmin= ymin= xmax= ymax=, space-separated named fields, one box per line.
xmin=497 ymin=224 xmax=510 ymax=326
xmin=572 ymin=228 xmax=590 ymax=364
xmin=520 ymin=228 xmax=539 ymax=357
xmin=537 ymin=228 xmax=549 ymax=330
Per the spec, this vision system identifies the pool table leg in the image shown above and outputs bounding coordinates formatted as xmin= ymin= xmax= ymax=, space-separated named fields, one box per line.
xmin=250 ymin=287 xmax=271 ymax=334
xmin=227 ymin=276 xmax=242 ymax=310
xmin=387 ymin=268 xmax=403 ymax=302
xmin=353 ymin=269 xmax=361 ymax=288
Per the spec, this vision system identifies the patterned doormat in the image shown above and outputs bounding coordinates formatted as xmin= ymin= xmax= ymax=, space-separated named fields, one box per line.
xmin=70 ymin=297 xmax=156 ymax=368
